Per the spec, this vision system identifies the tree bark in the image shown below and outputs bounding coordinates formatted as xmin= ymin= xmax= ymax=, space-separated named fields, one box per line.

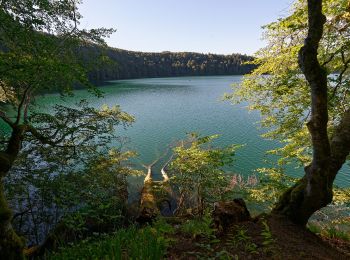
xmin=0 ymin=178 xmax=24 ymax=259
xmin=0 ymin=125 xmax=26 ymax=259
xmin=273 ymin=0 xmax=330 ymax=225
xmin=329 ymin=110 xmax=350 ymax=180
xmin=273 ymin=0 xmax=350 ymax=225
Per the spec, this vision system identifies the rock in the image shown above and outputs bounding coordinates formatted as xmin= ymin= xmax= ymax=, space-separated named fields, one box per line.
xmin=212 ymin=198 xmax=251 ymax=231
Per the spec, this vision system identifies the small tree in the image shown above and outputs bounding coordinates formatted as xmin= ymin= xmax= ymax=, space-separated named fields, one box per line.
xmin=170 ymin=134 xmax=237 ymax=216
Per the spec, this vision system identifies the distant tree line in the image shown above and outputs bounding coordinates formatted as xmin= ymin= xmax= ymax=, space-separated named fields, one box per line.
xmin=88 ymin=48 xmax=255 ymax=83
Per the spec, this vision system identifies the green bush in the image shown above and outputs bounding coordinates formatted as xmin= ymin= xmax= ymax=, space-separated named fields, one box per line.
xmin=170 ymin=133 xmax=238 ymax=215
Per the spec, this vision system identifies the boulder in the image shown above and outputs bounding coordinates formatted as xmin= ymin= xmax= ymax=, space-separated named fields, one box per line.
xmin=213 ymin=198 xmax=251 ymax=231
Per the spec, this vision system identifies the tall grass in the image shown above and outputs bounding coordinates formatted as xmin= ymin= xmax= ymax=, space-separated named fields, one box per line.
xmin=48 ymin=224 xmax=170 ymax=260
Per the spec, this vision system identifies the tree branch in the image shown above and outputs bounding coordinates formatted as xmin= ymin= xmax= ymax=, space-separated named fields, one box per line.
xmin=15 ymin=85 xmax=32 ymax=125
xmin=329 ymin=110 xmax=350 ymax=180
xmin=331 ymin=51 xmax=350 ymax=100
xmin=27 ymin=125 xmax=61 ymax=146
xmin=0 ymin=110 xmax=15 ymax=128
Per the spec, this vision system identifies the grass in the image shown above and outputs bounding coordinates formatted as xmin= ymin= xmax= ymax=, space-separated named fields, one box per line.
xmin=48 ymin=219 xmax=175 ymax=260
xmin=308 ymin=222 xmax=350 ymax=241
xmin=325 ymin=226 xmax=350 ymax=241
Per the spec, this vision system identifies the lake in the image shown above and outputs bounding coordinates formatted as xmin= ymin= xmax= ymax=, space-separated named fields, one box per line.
xmin=39 ymin=75 xmax=349 ymax=187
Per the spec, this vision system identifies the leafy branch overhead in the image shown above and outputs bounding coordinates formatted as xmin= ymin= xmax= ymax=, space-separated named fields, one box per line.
xmin=228 ymin=0 xmax=350 ymax=225
xmin=227 ymin=0 xmax=350 ymax=166
xmin=28 ymin=101 xmax=133 ymax=149
xmin=0 ymin=0 xmax=118 ymax=257
xmin=0 ymin=0 xmax=116 ymax=128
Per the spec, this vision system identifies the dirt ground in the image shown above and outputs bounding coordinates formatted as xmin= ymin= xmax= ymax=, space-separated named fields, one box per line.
xmin=167 ymin=214 xmax=350 ymax=259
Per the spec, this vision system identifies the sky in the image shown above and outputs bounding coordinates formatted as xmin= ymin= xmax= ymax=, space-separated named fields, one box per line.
xmin=79 ymin=0 xmax=294 ymax=55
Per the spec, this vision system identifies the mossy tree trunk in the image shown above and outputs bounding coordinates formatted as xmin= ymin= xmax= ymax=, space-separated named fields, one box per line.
xmin=273 ymin=0 xmax=350 ymax=225
xmin=0 ymin=125 xmax=26 ymax=259
xmin=0 ymin=178 xmax=24 ymax=259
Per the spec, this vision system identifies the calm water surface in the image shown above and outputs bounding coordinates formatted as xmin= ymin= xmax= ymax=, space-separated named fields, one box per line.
xmin=38 ymin=76 xmax=349 ymax=186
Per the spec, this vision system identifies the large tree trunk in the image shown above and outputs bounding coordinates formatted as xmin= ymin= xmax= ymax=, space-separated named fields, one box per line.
xmin=0 ymin=125 xmax=26 ymax=259
xmin=0 ymin=178 xmax=24 ymax=259
xmin=273 ymin=0 xmax=330 ymax=225
xmin=273 ymin=0 xmax=350 ymax=225
xmin=273 ymin=173 xmax=332 ymax=225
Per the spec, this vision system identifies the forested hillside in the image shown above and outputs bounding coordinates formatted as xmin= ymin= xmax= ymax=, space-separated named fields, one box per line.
xmin=88 ymin=48 xmax=254 ymax=83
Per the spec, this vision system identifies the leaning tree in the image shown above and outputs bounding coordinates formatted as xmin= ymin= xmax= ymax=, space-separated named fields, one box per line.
xmin=230 ymin=0 xmax=350 ymax=225
xmin=0 ymin=0 xmax=116 ymax=258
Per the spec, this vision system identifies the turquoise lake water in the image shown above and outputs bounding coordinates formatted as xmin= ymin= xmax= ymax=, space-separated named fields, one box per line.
xmin=34 ymin=75 xmax=349 ymax=186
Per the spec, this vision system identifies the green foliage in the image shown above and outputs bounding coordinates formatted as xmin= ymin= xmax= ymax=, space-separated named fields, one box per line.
xmin=48 ymin=225 xmax=169 ymax=260
xmin=333 ymin=187 xmax=350 ymax=206
xmin=307 ymin=223 xmax=322 ymax=235
xmin=235 ymin=167 xmax=350 ymax=215
xmin=0 ymin=1 xmax=116 ymax=257
xmin=152 ymin=217 xmax=176 ymax=237
xmin=5 ymin=101 xmax=139 ymax=245
xmin=226 ymin=0 xmax=350 ymax=166
xmin=170 ymin=133 xmax=238 ymax=215
xmin=309 ymin=222 xmax=350 ymax=241
xmin=325 ymin=226 xmax=350 ymax=241
xmin=213 ymin=250 xmax=235 ymax=260
xmin=246 ymin=168 xmax=296 ymax=210
xmin=260 ymin=220 xmax=275 ymax=253
xmin=309 ymin=204 xmax=350 ymax=239
xmin=226 ymin=227 xmax=258 ymax=254
xmin=0 ymin=0 xmax=115 ymax=99
xmin=181 ymin=212 xmax=216 ymax=240
xmin=180 ymin=213 xmax=224 ymax=259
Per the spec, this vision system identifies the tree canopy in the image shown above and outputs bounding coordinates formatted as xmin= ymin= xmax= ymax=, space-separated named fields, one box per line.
xmin=228 ymin=0 xmax=350 ymax=224
xmin=229 ymin=0 xmax=350 ymax=166
xmin=0 ymin=1 xmax=117 ymax=258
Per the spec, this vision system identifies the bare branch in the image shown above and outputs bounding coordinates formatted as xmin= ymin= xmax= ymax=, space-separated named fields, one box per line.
xmin=15 ymin=85 xmax=32 ymax=125
xmin=23 ymin=92 xmax=31 ymax=124
xmin=330 ymin=52 xmax=350 ymax=100
xmin=321 ymin=38 xmax=350 ymax=66
xmin=26 ymin=125 xmax=60 ymax=146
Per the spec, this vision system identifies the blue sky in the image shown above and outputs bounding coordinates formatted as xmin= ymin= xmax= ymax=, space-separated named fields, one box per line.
xmin=79 ymin=0 xmax=294 ymax=55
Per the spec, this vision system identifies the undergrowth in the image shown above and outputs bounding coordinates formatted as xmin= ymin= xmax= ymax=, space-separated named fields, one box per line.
xmin=48 ymin=218 xmax=175 ymax=260
xmin=308 ymin=222 xmax=350 ymax=241
xmin=181 ymin=212 xmax=216 ymax=240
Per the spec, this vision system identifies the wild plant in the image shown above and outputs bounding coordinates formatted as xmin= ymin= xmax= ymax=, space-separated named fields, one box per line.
xmin=260 ymin=220 xmax=275 ymax=254
xmin=226 ymin=226 xmax=258 ymax=254
xmin=48 ymin=224 xmax=169 ymax=260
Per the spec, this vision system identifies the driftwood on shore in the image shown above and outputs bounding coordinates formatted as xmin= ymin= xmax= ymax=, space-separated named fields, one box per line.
xmin=137 ymin=158 xmax=159 ymax=224
xmin=136 ymin=153 xmax=175 ymax=223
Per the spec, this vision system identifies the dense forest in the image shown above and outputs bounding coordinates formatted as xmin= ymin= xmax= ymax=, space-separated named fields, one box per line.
xmin=88 ymin=48 xmax=254 ymax=83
